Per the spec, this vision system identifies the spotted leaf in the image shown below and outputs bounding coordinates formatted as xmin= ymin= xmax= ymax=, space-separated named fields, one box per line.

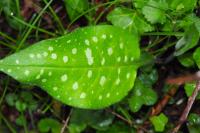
xmin=0 ymin=25 xmax=140 ymax=109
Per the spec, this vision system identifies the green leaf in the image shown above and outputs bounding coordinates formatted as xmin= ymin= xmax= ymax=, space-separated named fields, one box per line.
xmin=15 ymin=100 xmax=27 ymax=112
xmin=97 ymin=121 xmax=136 ymax=133
xmin=167 ymin=0 xmax=197 ymax=13
xmin=137 ymin=51 xmax=155 ymax=72
xmin=0 ymin=25 xmax=140 ymax=109
xmin=150 ymin=113 xmax=168 ymax=132
xmin=128 ymin=70 xmax=158 ymax=112
xmin=188 ymin=113 xmax=200 ymax=125
xmin=162 ymin=19 xmax=174 ymax=32
xmin=0 ymin=0 xmax=24 ymax=30
xmin=187 ymin=113 xmax=200 ymax=133
xmin=5 ymin=93 xmax=18 ymax=106
xmin=19 ymin=91 xmax=38 ymax=111
xmin=64 ymin=0 xmax=89 ymax=21
xmin=37 ymin=118 xmax=61 ymax=133
xmin=178 ymin=53 xmax=195 ymax=67
xmin=142 ymin=0 xmax=168 ymax=24
xmin=138 ymin=69 xmax=158 ymax=86
xmin=68 ymin=123 xmax=86 ymax=133
xmin=132 ymin=0 xmax=148 ymax=9
xmin=15 ymin=115 xmax=26 ymax=126
xmin=107 ymin=7 xmax=154 ymax=34
xmin=194 ymin=47 xmax=200 ymax=68
xmin=184 ymin=83 xmax=200 ymax=99
xmin=174 ymin=24 xmax=199 ymax=56
xmin=178 ymin=14 xmax=200 ymax=34
xmin=69 ymin=109 xmax=114 ymax=132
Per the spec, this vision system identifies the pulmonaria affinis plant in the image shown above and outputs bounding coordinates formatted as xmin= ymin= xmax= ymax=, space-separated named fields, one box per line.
xmin=0 ymin=25 xmax=140 ymax=109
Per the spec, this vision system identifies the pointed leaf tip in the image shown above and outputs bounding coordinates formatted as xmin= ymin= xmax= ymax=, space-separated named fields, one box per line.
xmin=0 ymin=25 xmax=140 ymax=109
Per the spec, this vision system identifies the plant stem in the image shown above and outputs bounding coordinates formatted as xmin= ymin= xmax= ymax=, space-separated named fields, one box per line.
xmin=15 ymin=0 xmax=20 ymax=16
xmin=0 ymin=112 xmax=17 ymax=133
xmin=106 ymin=109 xmax=132 ymax=125
xmin=0 ymin=31 xmax=16 ymax=43
xmin=0 ymin=40 xmax=17 ymax=50
xmin=172 ymin=80 xmax=200 ymax=133
xmin=61 ymin=109 xmax=72 ymax=133
xmin=12 ymin=16 xmax=56 ymax=37
xmin=94 ymin=2 xmax=115 ymax=25
xmin=16 ymin=0 xmax=54 ymax=51
xmin=43 ymin=0 xmax=66 ymax=34
xmin=0 ymin=78 xmax=9 ymax=106
xmin=68 ymin=0 xmax=128 ymax=28
xmin=143 ymin=32 xmax=184 ymax=36
xmin=21 ymin=112 xmax=28 ymax=133
xmin=29 ymin=109 xmax=35 ymax=129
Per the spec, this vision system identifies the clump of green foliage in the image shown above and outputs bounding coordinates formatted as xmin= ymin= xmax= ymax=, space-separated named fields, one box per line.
xmin=0 ymin=0 xmax=200 ymax=132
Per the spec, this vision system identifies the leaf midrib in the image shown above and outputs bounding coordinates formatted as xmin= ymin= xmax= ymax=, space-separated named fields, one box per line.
xmin=0 ymin=64 xmax=137 ymax=69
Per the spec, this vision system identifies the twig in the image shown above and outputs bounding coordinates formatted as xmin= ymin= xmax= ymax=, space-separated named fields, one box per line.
xmin=106 ymin=109 xmax=132 ymax=125
xmin=138 ymin=71 xmax=200 ymax=133
xmin=172 ymin=80 xmax=200 ymax=133
xmin=60 ymin=109 xmax=72 ymax=133
xmin=166 ymin=71 xmax=200 ymax=85
xmin=150 ymin=86 xmax=178 ymax=116
xmin=137 ymin=86 xmax=178 ymax=133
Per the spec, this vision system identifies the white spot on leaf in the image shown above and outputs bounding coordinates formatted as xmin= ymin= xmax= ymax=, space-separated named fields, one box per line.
xmin=124 ymin=56 xmax=128 ymax=62
xmin=37 ymin=54 xmax=41 ymax=58
xmin=48 ymin=72 xmax=52 ymax=76
xmin=29 ymin=54 xmax=35 ymax=58
xmin=85 ymin=48 xmax=94 ymax=65
xmin=68 ymin=97 xmax=72 ymax=101
xmin=85 ymin=39 xmax=90 ymax=46
xmin=87 ymin=70 xmax=92 ymax=78
xmin=120 ymin=43 xmax=124 ymax=49
xmin=61 ymin=74 xmax=68 ymax=82
xmin=101 ymin=58 xmax=105 ymax=65
xmin=53 ymin=87 xmax=58 ymax=91
xmin=106 ymin=93 xmax=110 ymax=98
xmin=63 ymin=56 xmax=68 ymax=63
xmin=48 ymin=46 xmax=53 ymax=51
xmin=92 ymin=36 xmax=98 ymax=42
xmin=51 ymin=53 xmax=57 ymax=59
xmin=42 ymin=79 xmax=47 ymax=82
xmin=102 ymin=34 xmax=106 ymax=39
xmin=99 ymin=76 xmax=106 ymax=86
xmin=43 ymin=52 xmax=48 ymax=57
xmin=16 ymin=60 xmax=19 ymax=64
xmin=131 ymin=57 xmax=134 ymax=61
xmin=36 ymin=75 xmax=40 ymax=79
xmin=118 ymin=68 xmax=121 ymax=74
xmin=72 ymin=82 xmax=79 ymax=90
xmin=108 ymin=47 xmax=113 ymax=56
xmin=115 ymin=78 xmax=120 ymax=85
xmin=99 ymin=95 xmax=102 ymax=100
xmin=40 ymin=69 xmax=44 ymax=75
xmin=24 ymin=70 xmax=30 ymax=76
xmin=67 ymin=40 xmax=71 ymax=43
xmin=126 ymin=73 xmax=130 ymax=79
xmin=117 ymin=57 xmax=121 ymax=62
xmin=80 ymin=92 xmax=86 ymax=99
xmin=7 ymin=69 xmax=12 ymax=73
xmin=72 ymin=48 xmax=77 ymax=54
